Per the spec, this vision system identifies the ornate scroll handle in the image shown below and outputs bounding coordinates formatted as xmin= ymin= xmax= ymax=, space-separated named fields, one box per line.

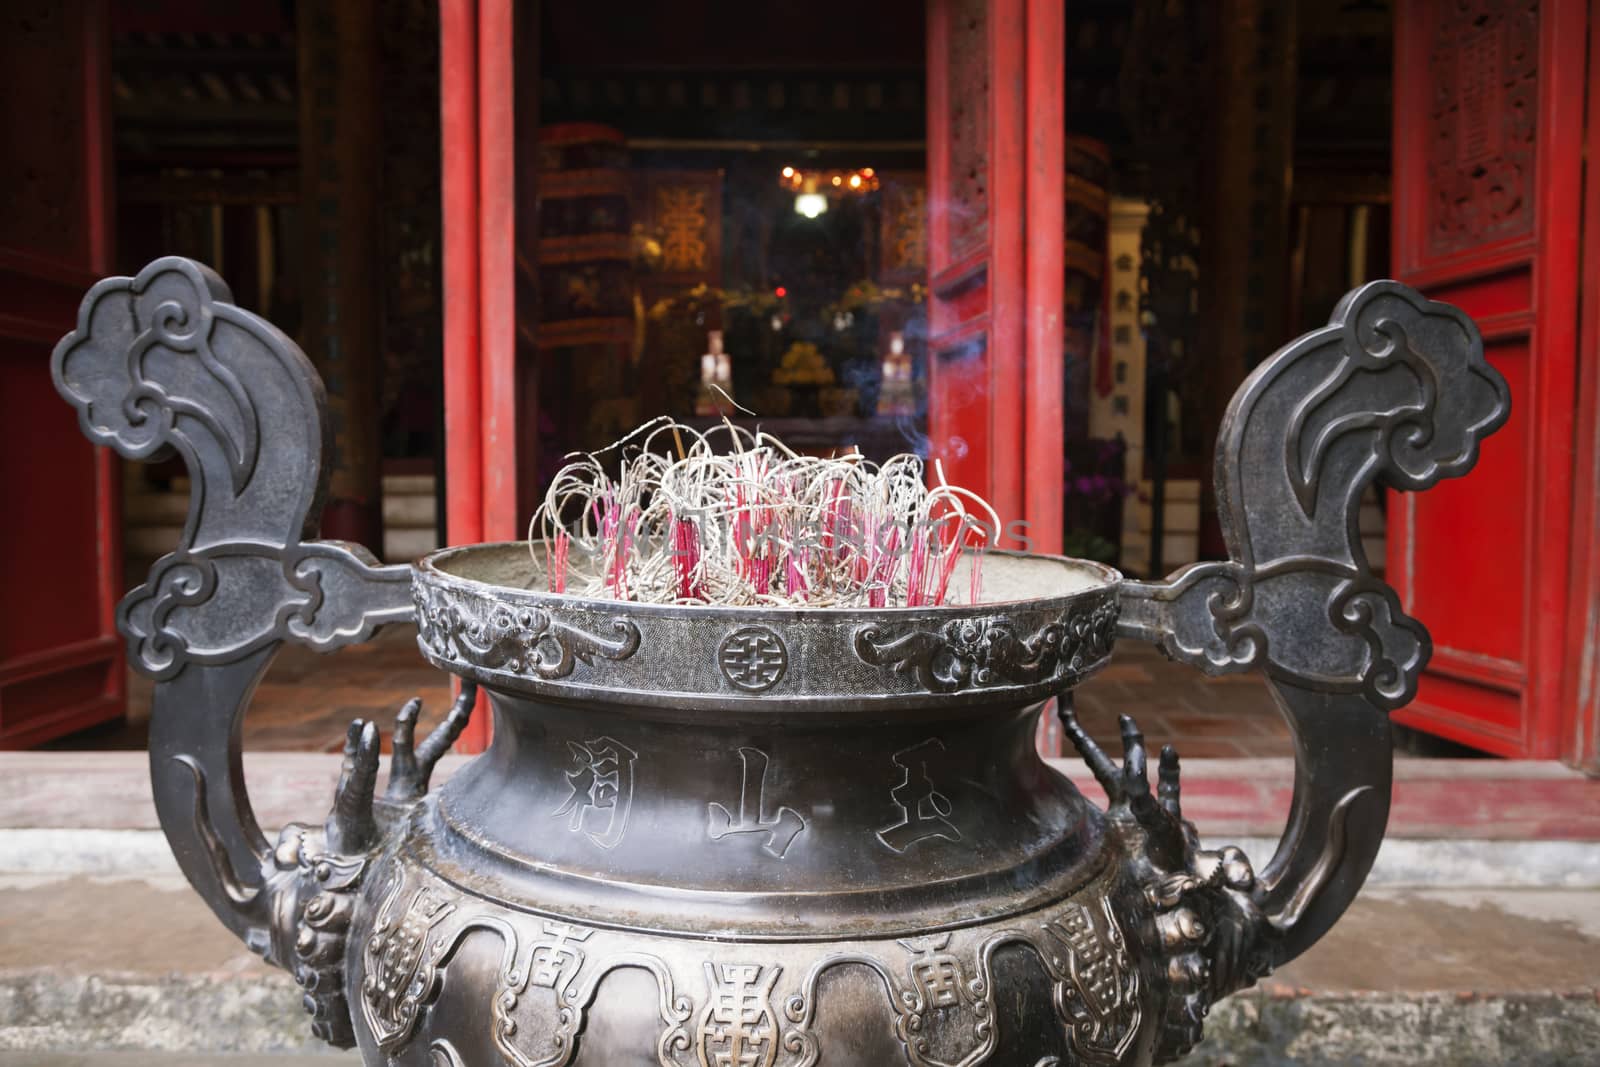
xmin=51 ymin=258 xmax=461 ymax=1046
xmin=1113 ymin=281 xmax=1510 ymax=969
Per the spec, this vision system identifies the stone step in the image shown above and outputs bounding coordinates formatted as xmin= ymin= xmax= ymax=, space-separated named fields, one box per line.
xmin=0 ymin=875 xmax=1592 ymax=1065
xmin=381 ymin=473 xmax=435 ymax=496
xmin=1 ymin=758 xmax=1596 ymax=1063
xmin=122 ymin=525 xmax=183 ymax=560
xmin=380 ymin=490 xmax=434 ymax=527
xmin=120 ymin=487 xmax=188 ymax=526
xmin=382 ymin=526 xmax=437 ymax=563
xmin=3 ymin=755 xmax=1595 ymax=1064
xmin=127 ymin=477 xmax=433 ymax=514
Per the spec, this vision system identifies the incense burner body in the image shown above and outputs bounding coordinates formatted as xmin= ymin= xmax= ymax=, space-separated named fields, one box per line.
xmin=366 ymin=548 xmax=1156 ymax=1066
xmin=51 ymin=259 xmax=1510 ymax=1066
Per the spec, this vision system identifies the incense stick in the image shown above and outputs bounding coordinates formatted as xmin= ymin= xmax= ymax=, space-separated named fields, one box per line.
xmin=526 ymin=420 xmax=1000 ymax=608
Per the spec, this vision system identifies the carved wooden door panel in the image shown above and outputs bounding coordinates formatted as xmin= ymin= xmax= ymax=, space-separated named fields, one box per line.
xmin=0 ymin=0 xmax=122 ymax=746
xmin=926 ymin=0 xmax=1021 ymax=528
xmin=1391 ymin=0 xmax=1586 ymax=757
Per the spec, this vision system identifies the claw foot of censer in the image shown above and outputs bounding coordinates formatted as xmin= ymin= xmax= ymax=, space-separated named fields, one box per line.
xmin=52 ymin=258 xmax=1509 ymax=1065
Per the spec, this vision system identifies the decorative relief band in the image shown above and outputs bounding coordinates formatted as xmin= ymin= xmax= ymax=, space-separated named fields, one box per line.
xmin=854 ymin=598 xmax=1118 ymax=694
xmin=414 ymin=581 xmax=641 ymax=681
xmin=358 ymin=858 xmax=1138 ymax=1067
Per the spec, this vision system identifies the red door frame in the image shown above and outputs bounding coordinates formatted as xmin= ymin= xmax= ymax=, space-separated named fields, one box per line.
xmin=0 ymin=0 xmax=123 ymax=748
xmin=441 ymin=0 xmax=518 ymax=752
xmin=1390 ymin=0 xmax=1587 ymax=759
xmin=926 ymin=0 xmax=1064 ymax=554
xmin=1566 ymin=5 xmax=1600 ymax=773
xmin=1023 ymin=0 xmax=1066 ymax=555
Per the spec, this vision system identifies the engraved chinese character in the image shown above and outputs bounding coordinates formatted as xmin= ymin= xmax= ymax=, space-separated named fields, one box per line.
xmin=697 ymin=962 xmax=781 ymax=1067
xmin=1043 ymin=903 xmax=1126 ymax=1019
xmin=552 ymin=736 xmax=637 ymax=849
xmin=914 ymin=957 xmax=963 ymax=1008
xmin=898 ymin=932 xmax=970 ymax=1010
xmin=529 ymin=920 xmax=592 ymax=992
xmin=877 ymin=738 xmax=961 ymax=853
xmin=707 ymin=747 xmax=807 ymax=859
xmin=718 ymin=627 xmax=789 ymax=692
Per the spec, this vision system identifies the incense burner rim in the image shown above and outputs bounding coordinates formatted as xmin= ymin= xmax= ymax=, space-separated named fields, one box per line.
xmin=418 ymin=541 xmax=1124 ymax=616
xmin=412 ymin=542 xmax=1125 ymax=712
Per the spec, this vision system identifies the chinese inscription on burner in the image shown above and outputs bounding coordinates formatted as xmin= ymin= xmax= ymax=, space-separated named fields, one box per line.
xmin=877 ymin=738 xmax=961 ymax=852
xmin=707 ymin=747 xmax=807 ymax=858
xmin=718 ymin=627 xmax=789 ymax=692
xmin=697 ymin=962 xmax=782 ymax=1067
xmin=529 ymin=920 xmax=592 ymax=991
xmin=552 ymin=736 xmax=637 ymax=849
xmin=900 ymin=933 xmax=968 ymax=1008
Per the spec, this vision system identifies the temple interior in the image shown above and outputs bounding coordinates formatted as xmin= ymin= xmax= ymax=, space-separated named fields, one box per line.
xmin=109 ymin=0 xmax=1393 ymax=584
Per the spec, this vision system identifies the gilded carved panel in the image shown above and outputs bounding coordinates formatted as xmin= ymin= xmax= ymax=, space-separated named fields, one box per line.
xmin=634 ymin=170 xmax=724 ymax=288
xmin=879 ymin=174 xmax=928 ymax=284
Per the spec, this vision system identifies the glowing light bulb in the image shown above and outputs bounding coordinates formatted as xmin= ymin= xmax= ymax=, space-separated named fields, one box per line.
xmin=795 ymin=192 xmax=828 ymax=219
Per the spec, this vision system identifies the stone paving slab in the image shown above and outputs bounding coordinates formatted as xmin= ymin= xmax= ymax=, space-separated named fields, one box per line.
xmin=0 ymin=1056 xmax=355 ymax=1065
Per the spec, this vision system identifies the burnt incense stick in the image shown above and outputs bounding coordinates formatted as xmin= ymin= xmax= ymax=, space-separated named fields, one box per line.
xmin=527 ymin=419 xmax=1001 ymax=608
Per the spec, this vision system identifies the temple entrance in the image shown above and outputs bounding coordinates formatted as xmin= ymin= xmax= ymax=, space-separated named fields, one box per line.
xmin=5 ymin=0 xmax=1595 ymax=767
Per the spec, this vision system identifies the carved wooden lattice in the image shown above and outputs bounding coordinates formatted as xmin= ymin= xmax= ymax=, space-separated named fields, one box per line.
xmin=945 ymin=0 xmax=989 ymax=261
xmin=0 ymin=2 xmax=89 ymax=270
xmin=1425 ymin=0 xmax=1540 ymax=257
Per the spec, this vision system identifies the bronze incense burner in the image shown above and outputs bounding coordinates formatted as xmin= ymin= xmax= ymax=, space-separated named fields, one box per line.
xmin=53 ymin=258 xmax=1508 ymax=1065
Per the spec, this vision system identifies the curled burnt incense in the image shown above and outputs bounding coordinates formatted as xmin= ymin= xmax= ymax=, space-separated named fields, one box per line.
xmin=526 ymin=418 xmax=1002 ymax=608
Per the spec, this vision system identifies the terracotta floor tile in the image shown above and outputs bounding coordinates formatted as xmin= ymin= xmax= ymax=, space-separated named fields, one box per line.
xmin=1154 ymin=713 xmax=1266 ymax=739
xmin=49 ymin=627 xmax=1299 ymax=758
xmin=1151 ymin=738 xmax=1249 ymax=759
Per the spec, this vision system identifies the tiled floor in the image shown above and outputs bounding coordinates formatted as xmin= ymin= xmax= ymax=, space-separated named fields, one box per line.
xmin=49 ymin=626 xmax=455 ymax=754
xmin=1071 ymin=640 xmax=1291 ymax=759
xmin=49 ymin=628 xmax=1293 ymax=759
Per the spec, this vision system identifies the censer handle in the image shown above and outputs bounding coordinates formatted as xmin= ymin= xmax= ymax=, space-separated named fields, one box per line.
xmin=1110 ymin=281 xmax=1510 ymax=974
xmin=51 ymin=258 xmax=449 ymax=1046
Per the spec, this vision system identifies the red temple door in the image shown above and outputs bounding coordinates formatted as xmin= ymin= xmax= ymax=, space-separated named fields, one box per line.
xmin=440 ymin=0 xmax=533 ymax=752
xmin=926 ymin=0 xmax=1065 ymax=755
xmin=925 ymin=0 xmax=1064 ymax=554
xmin=0 ymin=1 xmax=123 ymax=746
xmin=1391 ymin=0 xmax=1588 ymax=758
